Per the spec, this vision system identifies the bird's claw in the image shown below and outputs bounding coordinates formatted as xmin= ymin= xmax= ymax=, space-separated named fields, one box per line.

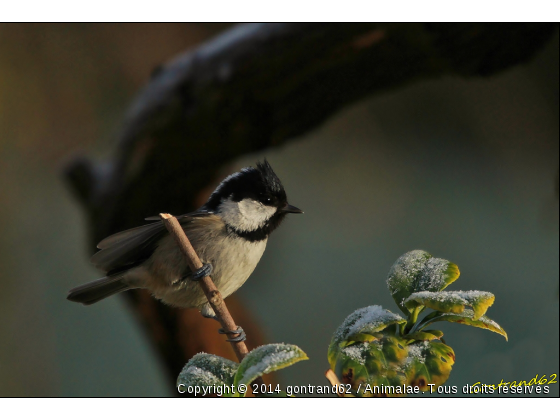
xmin=192 ymin=263 xmax=213 ymax=281
xmin=219 ymin=326 xmax=246 ymax=342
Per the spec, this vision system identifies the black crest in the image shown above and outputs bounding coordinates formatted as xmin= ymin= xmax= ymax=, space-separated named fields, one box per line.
xmin=255 ymin=160 xmax=284 ymax=195
xmin=204 ymin=159 xmax=287 ymax=211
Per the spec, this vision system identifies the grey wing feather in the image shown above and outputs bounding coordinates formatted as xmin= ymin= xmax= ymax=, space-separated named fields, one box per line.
xmin=92 ymin=210 xmax=213 ymax=273
xmin=97 ymin=221 xmax=164 ymax=249
xmin=91 ymin=222 xmax=166 ymax=272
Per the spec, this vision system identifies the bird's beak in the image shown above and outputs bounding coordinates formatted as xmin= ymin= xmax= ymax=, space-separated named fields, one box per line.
xmin=282 ymin=203 xmax=303 ymax=214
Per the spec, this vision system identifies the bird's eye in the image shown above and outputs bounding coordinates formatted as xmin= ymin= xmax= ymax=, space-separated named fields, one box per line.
xmin=263 ymin=197 xmax=272 ymax=204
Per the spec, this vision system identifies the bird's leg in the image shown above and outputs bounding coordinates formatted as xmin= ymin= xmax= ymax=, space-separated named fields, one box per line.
xmin=174 ymin=263 xmax=212 ymax=286
xmin=200 ymin=303 xmax=246 ymax=342
xmin=218 ymin=326 xmax=246 ymax=342
xmin=191 ymin=263 xmax=213 ymax=280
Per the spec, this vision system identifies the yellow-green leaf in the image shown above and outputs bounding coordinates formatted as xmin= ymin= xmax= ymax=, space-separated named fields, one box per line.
xmin=405 ymin=290 xmax=495 ymax=320
xmin=420 ymin=309 xmax=508 ymax=341
xmin=403 ymin=341 xmax=455 ymax=391
xmin=422 ymin=329 xmax=444 ymax=339
xmin=404 ymin=331 xmax=442 ymax=342
xmin=234 ymin=344 xmax=308 ymax=394
xmin=177 ymin=353 xmax=238 ymax=393
xmin=458 ymin=291 xmax=495 ymax=320
xmin=405 ymin=291 xmax=466 ymax=314
xmin=387 ymin=250 xmax=460 ymax=314
xmin=331 ymin=305 xmax=406 ymax=349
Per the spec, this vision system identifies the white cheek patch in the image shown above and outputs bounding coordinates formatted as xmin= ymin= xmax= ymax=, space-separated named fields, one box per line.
xmin=219 ymin=198 xmax=277 ymax=231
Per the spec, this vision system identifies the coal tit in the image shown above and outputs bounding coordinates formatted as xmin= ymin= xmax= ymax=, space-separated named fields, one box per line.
xmin=67 ymin=160 xmax=302 ymax=325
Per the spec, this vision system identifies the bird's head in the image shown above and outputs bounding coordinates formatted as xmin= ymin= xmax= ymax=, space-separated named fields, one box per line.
xmin=204 ymin=160 xmax=303 ymax=239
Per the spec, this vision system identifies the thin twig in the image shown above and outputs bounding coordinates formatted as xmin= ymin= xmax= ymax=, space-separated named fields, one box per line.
xmin=159 ymin=213 xmax=265 ymax=388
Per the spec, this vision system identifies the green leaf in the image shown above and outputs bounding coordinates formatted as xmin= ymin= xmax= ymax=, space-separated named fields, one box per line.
xmin=419 ymin=309 xmax=508 ymax=341
xmin=177 ymin=353 xmax=238 ymax=394
xmin=333 ymin=342 xmax=371 ymax=393
xmin=422 ymin=329 xmax=444 ymax=339
xmin=403 ymin=341 xmax=455 ymax=391
xmin=458 ymin=291 xmax=495 ymax=320
xmin=331 ymin=305 xmax=406 ymax=349
xmin=405 ymin=290 xmax=495 ymax=320
xmin=386 ymin=250 xmax=460 ymax=314
xmin=403 ymin=341 xmax=434 ymax=391
xmin=404 ymin=331 xmax=442 ymax=343
xmin=330 ymin=332 xmax=455 ymax=396
xmin=424 ymin=342 xmax=455 ymax=386
xmin=234 ymin=344 xmax=308 ymax=394
xmin=405 ymin=291 xmax=465 ymax=314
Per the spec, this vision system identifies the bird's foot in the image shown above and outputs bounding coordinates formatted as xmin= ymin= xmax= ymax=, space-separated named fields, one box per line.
xmin=219 ymin=326 xmax=246 ymax=342
xmin=192 ymin=263 xmax=213 ymax=281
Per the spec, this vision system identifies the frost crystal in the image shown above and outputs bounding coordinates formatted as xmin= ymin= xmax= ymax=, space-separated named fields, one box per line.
xmin=404 ymin=341 xmax=430 ymax=368
xmin=386 ymin=250 xmax=431 ymax=295
xmin=405 ymin=290 xmax=495 ymax=317
xmin=456 ymin=290 xmax=494 ymax=301
xmin=333 ymin=305 xmax=404 ymax=343
xmin=341 ymin=342 xmax=370 ymax=364
xmin=236 ymin=343 xmax=307 ymax=386
xmin=177 ymin=353 xmax=238 ymax=388
xmin=386 ymin=250 xmax=460 ymax=312
xmin=416 ymin=258 xmax=451 ymax=292
xmin=408 ymin=290 xmax=493 ymax=302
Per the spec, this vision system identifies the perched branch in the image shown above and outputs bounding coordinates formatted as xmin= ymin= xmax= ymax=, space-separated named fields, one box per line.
xmin=159 ymin=213 xmax=265 ymax=387
xmin=159 ymin=213 xmax=249 ymax=360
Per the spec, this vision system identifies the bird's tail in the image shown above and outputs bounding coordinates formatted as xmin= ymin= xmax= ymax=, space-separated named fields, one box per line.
xmin=67 ymin=274 xmax=131 ymax=305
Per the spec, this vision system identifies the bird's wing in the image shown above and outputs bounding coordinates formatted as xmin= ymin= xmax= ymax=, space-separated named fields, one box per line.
xmin=91 ymin=210 xmax=213 ymax=273
xmin=143 ymin=210 xmax=212 ymax=221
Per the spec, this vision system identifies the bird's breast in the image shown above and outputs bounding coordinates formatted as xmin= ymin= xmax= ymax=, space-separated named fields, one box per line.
xmin=140 ymin=215 xmax=267 ymax=307
xmin=200 ymin=233 xmax=267 ymax=297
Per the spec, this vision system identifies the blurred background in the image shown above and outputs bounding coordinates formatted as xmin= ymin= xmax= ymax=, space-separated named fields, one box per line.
xmin=0 ymin=23 xmax=557 ymax=397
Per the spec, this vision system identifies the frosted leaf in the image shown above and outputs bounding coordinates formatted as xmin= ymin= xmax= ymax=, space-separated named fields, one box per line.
xmin=234 ymin=344 xmax=308 ymax=393
xmin=386 ymin=250 xmax=460 ymax=314
xmin=404 ymin=341 xmax=430 ymax=369
xmin=177 ymin=353 xmax=238 ymax=389
xmin=455 ymin=291 xmax=495 ymax=319
xmin=403 ymin=341 xmax=455 ymax=391
xmin=386 ymin=250 xmax=431 ymax=297
xmin=417 ymin=258 xmax=458 ymax=291
xmin=332 ymin=305 xmax=406 ymax=346
xmin=405 ymin=290 xmax=495 ymax=320
xmin=340 ymin=342 xmax=370 ymax=364
xmin=420 ymin=309 xmax=508 ymax=341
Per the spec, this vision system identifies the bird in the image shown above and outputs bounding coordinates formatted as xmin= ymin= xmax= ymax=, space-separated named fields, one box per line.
xmin=67 ymin=160 xmax=303 ymax=341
